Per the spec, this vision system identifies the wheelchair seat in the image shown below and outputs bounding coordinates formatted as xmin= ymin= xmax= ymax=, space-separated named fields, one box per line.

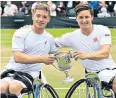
xmin=101 ymin=75 xmax=115 ymax=91
xmin=0 ymin=70 xmax=36 ymax=98
xmin=101 ymin=81 xmax=112 ymax=90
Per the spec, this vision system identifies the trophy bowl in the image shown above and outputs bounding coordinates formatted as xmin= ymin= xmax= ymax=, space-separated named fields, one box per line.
xmin=55 ymin=51 xmax=74 ymax=83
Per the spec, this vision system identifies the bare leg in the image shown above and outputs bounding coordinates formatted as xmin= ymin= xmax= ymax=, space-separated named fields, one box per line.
xmin=0 ymin=79 xmax=9 ymax=93
xmin=9 ymin=81 xmax=24 ymax=96
xmin=112 ymin=78 xmax=116 ymax=93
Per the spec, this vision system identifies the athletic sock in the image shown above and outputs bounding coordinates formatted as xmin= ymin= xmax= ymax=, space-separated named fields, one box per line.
xmin=18 ymin=94 xmax=22 ymax=98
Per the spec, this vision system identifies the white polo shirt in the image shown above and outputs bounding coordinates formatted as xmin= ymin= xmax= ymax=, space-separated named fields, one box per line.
xmin=6 ymin=27 xmax=57 ymax=74
xmin=55 ymin=25 xmax=116 ymax=72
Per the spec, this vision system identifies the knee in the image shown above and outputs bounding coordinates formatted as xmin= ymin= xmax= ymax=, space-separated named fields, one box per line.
xmin=0 ymin=80 xmax=9 ymax=93
xmin=9 ymin=82 xmax=23 ymax=96
xmin=112 ymin=78 xmax=116 ymax=93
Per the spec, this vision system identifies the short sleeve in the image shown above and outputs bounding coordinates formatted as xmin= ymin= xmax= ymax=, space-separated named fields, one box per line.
xmin=49 ymin=36 xmax=58 ymax=54
xmin=100 ymin=26 xmax=112 ymax=45
xmin=55 ymin=33 xmax=72 ymax=48
xmin=12 ymin=29 xmax=25 ymax=52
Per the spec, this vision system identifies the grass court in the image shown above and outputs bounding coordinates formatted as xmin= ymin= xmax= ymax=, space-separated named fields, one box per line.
xmin=1 ymin=28 xmax=116 ymax=97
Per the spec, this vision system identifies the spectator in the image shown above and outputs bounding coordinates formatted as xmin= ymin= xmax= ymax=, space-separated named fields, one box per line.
xmin=19 ymin=1 xmax=31 ymax=16
xmin=64 ymin=1 xmax=75 ymax=16
xmin=19 ymin=1 xmax=26 ymax=13
xmin=80 ymin=1 xmax=88 ymax=4
xmin=0 ymin=6 xmax=2 ymax=15
xmin=47 ymin=1 xmax=57 ymax=16
xmin=1 ymin=1 xmax=7 ymax=15
xmin=56 ymin=1 xmax=66 ymax=16
xmin=88 ymin=1 xmax=99 ymax=17
xmin=67 ymin=1 xmax=73 ymax=10
xmin=3 ymin=1 xmax=18 ymax=16
xmin=97 ymin=1 xmax=110 ymax=17
xmin=114 ymin=2 xmax=116 ymax=16
xmin=64 ymin=1 xmax=78 ymax=17
xmin=106 ymin=1 xmax=115 ymax=16
xmin=67 ymin=1 xmax=81 ymax=17
xmin=24 ymin=3 xmax=31 ymax=16
xmin=31 ymin=1 xmax=41 ymax=14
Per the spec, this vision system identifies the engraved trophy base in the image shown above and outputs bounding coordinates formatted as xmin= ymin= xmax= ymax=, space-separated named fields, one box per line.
xmin=62 ymin=76 xmax=74 ymax=83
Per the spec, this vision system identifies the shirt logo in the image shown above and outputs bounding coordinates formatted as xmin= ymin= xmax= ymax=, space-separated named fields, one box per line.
xmin=93 ymin=37 xmax=98 ymax=42
xmin=45 ymin=41 xmax=47 ymax=44
xmin=105 ymin=34 xmax=110 ymax=36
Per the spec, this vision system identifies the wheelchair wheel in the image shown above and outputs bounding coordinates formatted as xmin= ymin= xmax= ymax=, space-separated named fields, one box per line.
xmin=102 ymin=89 xmax=115 ymax=98
xmin=36 ymin=83 xmax=59 ymax=98
xmin=65 ymin=78 xmax=100 ymax=98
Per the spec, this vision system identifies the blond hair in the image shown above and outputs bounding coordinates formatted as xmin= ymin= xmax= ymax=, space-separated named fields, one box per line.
xmin=32 ymin=3 xmax=50 ymax=15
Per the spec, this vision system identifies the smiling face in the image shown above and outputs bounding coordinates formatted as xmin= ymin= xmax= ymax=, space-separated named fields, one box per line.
xmin=32 ymin=9 xmax=50 ymax=29
xmin=76 ymin=10 xmax=93 ymax=30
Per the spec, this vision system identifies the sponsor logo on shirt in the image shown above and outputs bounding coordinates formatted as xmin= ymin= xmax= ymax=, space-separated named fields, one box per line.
xmin=93 ymin=37 xmax=98 ymax=42
xmin=15 ymin=36 xmax=21 ymax=38
xmin=105 ymin=34 xmax=110 ymax=36
xmin=45 ymin=41 xmax=47 ymax=44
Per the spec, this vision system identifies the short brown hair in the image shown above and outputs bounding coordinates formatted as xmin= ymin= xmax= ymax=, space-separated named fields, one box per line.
xmin=74 ymin=3 xmax=93 ymax=16
xmin=32 ymin=3 xmax=50 ymax=15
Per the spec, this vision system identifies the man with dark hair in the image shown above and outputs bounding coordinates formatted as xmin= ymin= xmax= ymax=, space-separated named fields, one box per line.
xmin=55 ymin=3 xmax=116 ymax=93
xmin=0 ymin=3 xmax=57 ymax=98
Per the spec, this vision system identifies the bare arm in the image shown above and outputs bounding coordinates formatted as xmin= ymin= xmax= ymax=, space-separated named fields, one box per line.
xmin=73 ymin=44 xmax=111 ymax=60
xmin=13 ymin=51 xmax=55 ymax=65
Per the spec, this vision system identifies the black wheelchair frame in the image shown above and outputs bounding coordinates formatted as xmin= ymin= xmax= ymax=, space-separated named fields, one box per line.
xmin=65 ymin=72 xmax=115 ymax=98
xmin=0 ymin=70 xmax=59 ymax=98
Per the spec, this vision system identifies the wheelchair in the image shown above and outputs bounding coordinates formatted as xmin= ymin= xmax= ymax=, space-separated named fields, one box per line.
xmin=0 ymin=69 xmax=59 ymax=98
xmin=65 ymin=72 xmax=115 ymax=98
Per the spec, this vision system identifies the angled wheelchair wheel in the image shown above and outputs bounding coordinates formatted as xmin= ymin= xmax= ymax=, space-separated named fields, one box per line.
xmin=101 ymin=81 xmax=115 ymax=98
xmin=35 ymin=83 xmax=59 ymax=98
xmin=102 ymin=89 xmax=115 ymax=98
xmin=65 ymin=78 xmax=100 ymax=98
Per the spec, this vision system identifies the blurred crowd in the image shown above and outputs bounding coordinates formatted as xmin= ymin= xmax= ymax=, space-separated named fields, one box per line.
xmin=1 ymin=1 xmax=116 ymax=17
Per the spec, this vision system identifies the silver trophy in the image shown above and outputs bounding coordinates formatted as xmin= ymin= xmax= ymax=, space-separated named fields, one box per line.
xmin=55 ymin=51 xmax=74 ymax=83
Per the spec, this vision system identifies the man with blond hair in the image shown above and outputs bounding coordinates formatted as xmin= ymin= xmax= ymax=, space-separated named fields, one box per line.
xmin=0 ymin=3 xmax=57 ymax=98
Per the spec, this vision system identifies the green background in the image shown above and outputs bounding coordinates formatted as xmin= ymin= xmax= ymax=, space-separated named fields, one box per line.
xmin=1 ymin=28 xmax=116 ymax=98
